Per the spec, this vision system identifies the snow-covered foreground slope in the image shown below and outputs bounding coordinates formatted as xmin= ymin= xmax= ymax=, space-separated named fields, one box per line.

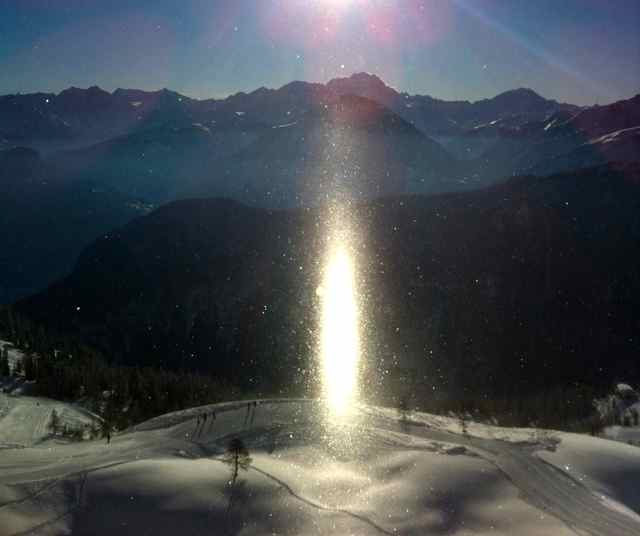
xmin=1 ymin=400 xmax=639 ymax=536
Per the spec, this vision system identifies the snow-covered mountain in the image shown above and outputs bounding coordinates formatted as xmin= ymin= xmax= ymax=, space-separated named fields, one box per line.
xmin=0 ymin=73 xmax=578 ymax=150
xmin=0 ymin=86 xmax=213 ymax=152
xmin=50 ymin=94 xmax=461 ymax=206
xmin=181 ymin=94 xmax=462 ymax=207
xmin=4 ymin=73 xmax=636 ymax=191
xmin=1 ymin=75 xmax=639 ymax=303
xmin=3 ymin=74 xmax=637 ymax=194
xmin=464 ymin=92 xmax=640 ymax=178
xmin=324 ymin=73 xmax=579 ymax=136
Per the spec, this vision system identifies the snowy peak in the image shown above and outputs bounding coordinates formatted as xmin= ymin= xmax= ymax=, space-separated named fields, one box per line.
xmin=326 ymin=71 xmax=399 ymax=105
xmin=490 ymin=87 xmax=547 ymax=103
xmin=560 ymin=93 xmax=640 ymax=137
xmin=0 ymin=75 xmax=584 ymax=144
xmin=470 ymin=87 xmax=575 ymax=121
xmin=58 ymin=85 xmax=108 ymax=96
xmin=57 ymin=85 xmax=112 ymax=103
xmin=327 ymin=71 xmax=392 ymax=90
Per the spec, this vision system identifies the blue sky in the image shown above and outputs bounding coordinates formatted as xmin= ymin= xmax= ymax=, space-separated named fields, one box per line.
xmin=1 ymin=0 xmax=638 ymax=104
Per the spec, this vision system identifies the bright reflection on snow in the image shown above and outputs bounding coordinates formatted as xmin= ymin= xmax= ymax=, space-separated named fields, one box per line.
xmin=318 ymin=243 xmax=360 ymax=418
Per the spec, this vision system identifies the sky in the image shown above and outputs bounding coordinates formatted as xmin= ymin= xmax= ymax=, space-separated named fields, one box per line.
xmin=1 ymin=0 xmax=638 ymax=105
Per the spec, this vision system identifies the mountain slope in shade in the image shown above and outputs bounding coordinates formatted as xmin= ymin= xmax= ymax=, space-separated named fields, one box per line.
xmin=182 ymin=94 xmax=463 ymax=207
xmin=55 ymin=94 xmax=463 ymax=207
xmin=53 ymin=121 xmax=266 ymax=203
xmin=0 ymin=147 xmax=151 ymax=303
xmin=467 ymin=93 xmax=640 ymax=178
xmin=0 ymin=86 xmax=213 ymax=153
xmin=18 ymin=164 xmax=640 ymax=400
xmin=530 ymin=126 xmax=640 ymax=176
xmin=548 ymin=94 xmax=640 ymax=139
xmin=324 ymin=73 xmax=579 ymax=135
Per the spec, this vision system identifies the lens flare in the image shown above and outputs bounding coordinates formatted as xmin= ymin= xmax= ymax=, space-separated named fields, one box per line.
xmin=319 ymin=244 xmax=360 ymax=417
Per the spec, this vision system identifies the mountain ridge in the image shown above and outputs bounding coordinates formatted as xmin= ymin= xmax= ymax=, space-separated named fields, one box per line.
xmin=0 ymin=72 xmax=582 ymax=145
xmin=17 ymin=164 xmax=640 ymax=397
xmin=3 ymin=72 xmax=578 ymax=106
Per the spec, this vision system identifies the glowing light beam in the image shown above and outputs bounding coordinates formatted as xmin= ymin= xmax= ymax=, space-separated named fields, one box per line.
xmin=319 ymin=244 xmax=361 ymax=417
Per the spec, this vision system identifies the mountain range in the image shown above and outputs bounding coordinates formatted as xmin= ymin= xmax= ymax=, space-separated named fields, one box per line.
xmin=1 ymin=73 xmax=639 ymax=303
xmin=0 ymin=73 xmax=578 ymax=147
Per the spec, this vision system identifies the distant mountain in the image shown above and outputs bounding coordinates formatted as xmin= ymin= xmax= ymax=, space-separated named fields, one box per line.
xmin=0 ymin=84 xmax=468 ymax=302
xmin=326 ymin=72 xmax=401 ymax=109
xmin=470 ymin=93 xmax=640 ymax=178
xmin=324 ymin=73 xmax=579 ymax=135
xmin=0 ymin=86 xmax=212 ymax=152
xmin=2 ymin=74 xmax=609 ymax=190
xmin=2 ymin=77 xmax=639 ymax=305
xmin=52 ymin=121 xmax=264 ymax=203
xmin=547 ymin=94 xmax=640 ymax=139
xmin=54 ymin=94 xmax=463 ymax=206
xmin=0 ymin=73 xmax=579 ymax=149
xmin=530 ymin=126 xmax=640 ymax=177
xmin=182 ymin=94 xmax=464 ymax=207
xmin=4 ymin=74 xmax=625 ymax=186
xmin=0 ymin=147 xmax=151 ymax=303
xmin=18 ymin=164 xmax=640 ymax=398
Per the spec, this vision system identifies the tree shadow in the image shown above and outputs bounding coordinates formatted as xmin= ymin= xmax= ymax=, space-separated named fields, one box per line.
xmin=221 ymin=477 xmax=250 ymax=536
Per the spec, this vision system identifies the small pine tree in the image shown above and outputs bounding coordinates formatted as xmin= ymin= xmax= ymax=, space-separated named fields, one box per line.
xmin=93 ymin=421 xmax=100 ymax=439
xmin=460 ymin=413 xmax=469 ymax=435
xmin=13 ymin=358 xmax=23 ymax=376
xmin=49 ymin=409 xmax=60 ymax=435
xmin=398 ymin=396 xmax=410 ymax=422
xmin=222 ymin=437 xmax=252 ymax=483
xmin=0 ymin=347 xmax=9 ymax=376
xmin=100 ymin=417 xmax=114 ymax=443
xmin=23 ymin=354 xmax=36 ymax=381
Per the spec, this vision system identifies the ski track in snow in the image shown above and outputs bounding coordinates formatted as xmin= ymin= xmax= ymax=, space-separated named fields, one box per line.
xmin=362 ymin=409 xmax=640 ymax=536
xmin=0 ymin=398 xmax=639 ymax=535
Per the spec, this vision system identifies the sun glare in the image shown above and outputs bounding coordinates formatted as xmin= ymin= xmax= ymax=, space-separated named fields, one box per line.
xmin=319 ymin=244 xmax=361 ymax=417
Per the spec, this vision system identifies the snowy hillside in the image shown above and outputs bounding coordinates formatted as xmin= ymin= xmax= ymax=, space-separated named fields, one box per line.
xmin=0 ymin=392 xmax=97 ymax=450
xmin=0 ymin=340 xmax=25 ymax=377
xmin=1 ymin=399 xmax=639 ymax=535
xmin=0 ymin=340 xmax=100 ymax=449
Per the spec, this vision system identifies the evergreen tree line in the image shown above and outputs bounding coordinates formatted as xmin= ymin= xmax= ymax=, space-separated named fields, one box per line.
xmin=385 ymin=376 xmax=607 ymax=433
xmin=0 ymin=306 xmax=241 ymax=430
xmin=0 ymin=305 xmax=610 ymax=433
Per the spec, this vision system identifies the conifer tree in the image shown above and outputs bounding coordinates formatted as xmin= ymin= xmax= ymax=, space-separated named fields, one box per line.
xmin=222 ymin=437 xmax=252 ymax=483
xmin=13 ymin=358 xmax=23 ymax=376
xmin=24 ymin=354 xmax=36 ymax=381
xmin=49 ymin=409 xmax=60 ymax=435
xmin=0 ymin=347 xmax=9 ymax=376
